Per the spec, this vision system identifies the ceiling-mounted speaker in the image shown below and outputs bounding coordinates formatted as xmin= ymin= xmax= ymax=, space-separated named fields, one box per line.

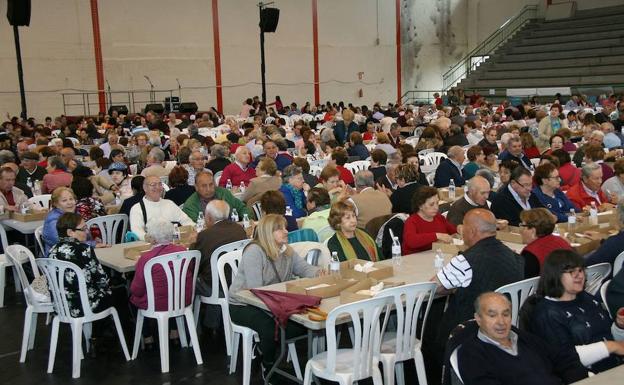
xmin=7 ymin=0 xmax=31 ymax=26
xmin=260 ymin=8 xmax=279 ymax=33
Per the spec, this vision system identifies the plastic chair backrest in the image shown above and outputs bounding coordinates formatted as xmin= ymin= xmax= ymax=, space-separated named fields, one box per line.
xmin=217 ymin=250 xmax=244 ymax=298
xmin=324 ymin=296 xmax=390 ymax=380
xmin=495 ymin=276 xmax=540 ymax=326
xmin=316 ymin=225 xmax=335 ymax=242
xmin=36 ymin=258 xmax=93 ymax=321
xmin=309 ymin=165 xmax=323 ymax=177
xmin=208 ymin=239 xmax=251 ymax=303
xmin=344 ymin=160 xmax=370 ymax=175
xmin=28 ymin=194 xmax=52 ymax=209
xmin=600 ymin=279 xmax=612 ymax=318
xmin=252 ymin=201 xmax=263 ymax=220
xmin=0 ymin=224 xmax=8 ymax=252
xmin=288 ymin=228 xmax=319 ymax=243
xmin=86 ymin=214 xmax=128 ymax=245
xmin=6 ymin=244 xmax=39 ymax=279
xmin=143 ymin=250 xmax=200 ymax=314
xmin=422 ymin=152 xmax=447 ymax=167
xmin=214 ymin=171 xmax=223 ymax=187
xmin=5 ymin=246 xmax=39 ymax=306
xmin=585 ymin=262 xmax=612 ymax=295
xmin=34 ymin=226 xmax=45 ymax=256
xmin=378 ymin=282 xmax=437 ymax=361
xmin=614 ymin=251 xmax=624 ymax=276
xmin=305 ymin=248 xmax=322 ymax=266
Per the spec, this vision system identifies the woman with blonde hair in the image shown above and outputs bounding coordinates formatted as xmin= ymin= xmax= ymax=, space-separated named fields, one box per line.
xmin=228 ymin=214 xmax=320 ymax=375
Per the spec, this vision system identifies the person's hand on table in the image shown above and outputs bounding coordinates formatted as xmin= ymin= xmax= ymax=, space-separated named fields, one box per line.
xmin=95 ymin=242 xmax=111 ymax=248
xmin=599 ymin=203 xmax=615 ymax=212
xmin=436 ymin=233 xmax=453 ymax=243
xmin=496 ymin=219 xmax=508 ymax=231
xmin=317 ymin=268 xmax=329 ymax=277
xmin=582 ymin=230 xmax=603 ymax=241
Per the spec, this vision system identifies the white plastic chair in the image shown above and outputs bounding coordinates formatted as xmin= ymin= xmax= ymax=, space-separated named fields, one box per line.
xmin=495 ymin=277 xmax=540 ymax=327
xmin=217 ymin=250 xmax=302 ymax=384
xmin=614 ymin=251 xmax=624 ymax=276
xmin=192 ymin=239 xmax=251 ymax=356
xmin=316 ymin=225 xmax=335 ymax=242
xmin=28 ymin=194 xmax=52 ymax=210
xmin=377 ymin=282 xmax=437 ymax=385
xmin=420 ymin=152 xmax=447 ymax=174
xmin=600 ymin=279 xmax=612 ymax=318
xmin=37 ymin=258 xmax=130 ymax=378
xmin=0 ymin=224 xmax=22 ymax=307
xmin=585 ymin=263 xmax=612 ymax=296
xmin=344 ymin=160 xmax=371 ymax=175
xmin=131 ymin=250 xmax=203 ymax=373
xmin=214 ymin=171 xmax=223 ymax=186
xmin=302 ymin=295 xmax=390 ymax=385
xmin=34 ymin=225 xmax=45 ymax=258
xmin=252 ymin=201 xmax=263 ymax=220
xmin=310 ymin=165 xmax=323 ymax=178
xmin=86 ymin=214 xmax=128 ymax=246
xmin=5 ymin=245 xmax=53 ymax=362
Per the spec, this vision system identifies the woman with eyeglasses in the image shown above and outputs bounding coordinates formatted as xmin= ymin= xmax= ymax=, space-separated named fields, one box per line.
xmin=531 ymin=163 xmax=579 ymax=222
xmin=528 ymin=250 xmax=624 ymax=373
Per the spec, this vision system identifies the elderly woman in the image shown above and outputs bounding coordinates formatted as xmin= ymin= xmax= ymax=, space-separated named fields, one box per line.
xmin=327 ymin=200 xmax=381 ymax=261
xmin=584 ymin=144 xmax=615 ymax=184
xmin=278 ymin=165 xmax=307 ymax=220
xmin=259 ymin=190 xmax=298 ymax=231
xmin=551 ymin=149 xmax=580 ymax=190
xmin=537 ymin=104 xmax=567 ymax=150
xmin=163 ymin=166 xmax=195 ymax=206
xmin=402 ymin=186 xmax=457 ymax=254
xmin=347 ymin=131 xmax=370 ymax=161
xmin=519 ymin=208 xmax=572 ymax=277
xmin=463 ymin=145 xmax=484 ymax=180
xmin=228 ymin=214 xmax=320 ymax=375
xmin=42 ymin=187 xmax=83 ymax=255
xmin=374 ymin=132 xmax=398 ymax=156
xmin=206 ymin=144 xmax=231 ymax=175
xmin=42 ymin=155 xmax=72 ymax=194
xmin=333 ymin=109 xmax=359 ymax=146
xmin=521 ymin=132 xmax=540 ymax=159
xmin=602 ymin=158 xmax=624 ymax=203
xmin=542 ymin=134 xmax=565 ymax=156
xmin=218 ymin=146 xmax=255 ymax=188
xmin=390 ymin=163 xmax=423 ymax=213
xmin=532 ymin=163 xmax=579 ymax=222
xmin=240 ymin=157 xmax=281 ymax=204
xmin=130 ymin=219 xmax=191 ymax=349
xmin=497 ymin=159 xmax=519 ymax=191
xmin=48 ymin=212 xmax=112 ymax=321
xmin=108 ymin=162 xmax=133 ymax=201
xmin=529 ymin=250 xmax=624 ymax=373
xmin=300 ymin=187 xmax=331 ymax=237
xmin=317 ymin=165 xmax=345 ymax=203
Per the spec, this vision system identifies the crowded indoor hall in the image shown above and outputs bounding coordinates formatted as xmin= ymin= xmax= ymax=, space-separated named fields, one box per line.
xmin=1 ymin=1 xmax=624 ymax=385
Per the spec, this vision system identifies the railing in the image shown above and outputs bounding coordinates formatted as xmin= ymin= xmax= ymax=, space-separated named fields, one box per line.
xmin=442 ymin=4 xmax=540 ymax=90
xmin=62 ymin=89 xmax=180 ymax=116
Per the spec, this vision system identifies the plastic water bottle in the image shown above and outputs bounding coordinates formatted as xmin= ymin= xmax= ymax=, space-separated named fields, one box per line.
xmin=567 ymin=208 xmax=576 ymax=231
xmin=448 ymin=179 xmax=456 ymax=200
xmin=330 ymin=251 xmax=341 ymax=277
xmin=33 ymin=181 xmax=41 ymax=196
xmin=391 ymin=236 xmax=402 ymax=266
xmin=285 ymin=206 xmax=293 ymax=216
xmin=589 ymin=201 xmax=598 ymax=225
xmin=173 ymin=224 xmax=180 ymax=241
xmin=231 ymin=208 xmax=239 ymax=222
xmin=20 ymin=202 xmax=29 ymax=214
xmin=225 ymin=179 xmax=233 ymax=190
xmin=434 ymin=249 xmax=445 ymax=273
xmin=239 ymin=181 xmax=246 ymax=193
xmin=242 ymin=213 xmax=250 ymax=229
xmin=114 ymin=191 xmax=121 ymax=206
xmin=196 ymin=212 xmax=205 ymax=233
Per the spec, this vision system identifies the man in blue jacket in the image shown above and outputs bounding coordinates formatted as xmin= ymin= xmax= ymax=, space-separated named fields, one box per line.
xmin=434 ymin=146 xmax=466 ymax=188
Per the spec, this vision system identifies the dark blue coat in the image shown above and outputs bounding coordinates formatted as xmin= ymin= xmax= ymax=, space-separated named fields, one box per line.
xmin=433 ymin=158 xmax=465 ymax=188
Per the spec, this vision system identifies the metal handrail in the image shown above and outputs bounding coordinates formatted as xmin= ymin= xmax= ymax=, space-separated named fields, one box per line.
xmin=442 ymin=4 xmax=540 ymax=90
xmin=62 ymin=89 xmax=179 ymax=116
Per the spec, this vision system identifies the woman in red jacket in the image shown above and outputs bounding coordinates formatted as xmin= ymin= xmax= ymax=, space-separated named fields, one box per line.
xmin=402 ymin=186 xmax=458 ymax=254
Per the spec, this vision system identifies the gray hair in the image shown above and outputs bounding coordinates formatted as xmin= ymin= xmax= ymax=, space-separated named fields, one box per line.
xmin=145 ymin=219 xmax=175 ymax=244
xmin=475 ymin=169 xmax=495 ymax=188
xmin=601 ymin=122 xmax=615 ymax=133
xmin=48 ymin=155 xmax=66 ymax=171
xmin=465 ymin=175 xmax=489 ymax=193
xmin=507 ymin=135 xmax=522 ymax=146
xmin=0 ymin=150 xmax=16 ymax=164
xmin=210 ymin=144 xmax=227 ymax=158
xmin=354 ymin=170 xmax=375 ymax=188
xmin=447 ymin=146 xmax=463 ymax=160
xmin=474 ymin=292 xmax=510 ymax=315
xmin=282 ymin=165 xmax=302 ymax=183
xmin=581 ymin=162 xmax=601 ymax=179
xmin=204 ymin=199 xmax=230 ymax=222
xmin=385 ymin=160 xmax=400 ymax=171
xmin=148 ymin=147 xmax=165 ymax=163
xmin=591 ymin=130 xmax=605 ymax=140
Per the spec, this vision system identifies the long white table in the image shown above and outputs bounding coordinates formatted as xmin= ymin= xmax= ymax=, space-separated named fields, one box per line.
xmin=573 ymin=365 xmax=624 ymax=384
xmin=95 ymin=241 xmax=150 ymax=273
xmin=1 ymin=218 xmax=43 ymax=234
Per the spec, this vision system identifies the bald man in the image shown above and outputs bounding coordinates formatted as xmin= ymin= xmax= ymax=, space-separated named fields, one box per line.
xmin=446 ymin=175 xmax=491 ymax=226
xmin=434 ymin=145 xmax=466 ymax=188
xmin=457 ymin=292 xmax=588 ymax=385
xmin=218 ymin=146 xmax=256 ymax=188
xmin=427 ymin=209 xmax=524 ymax=379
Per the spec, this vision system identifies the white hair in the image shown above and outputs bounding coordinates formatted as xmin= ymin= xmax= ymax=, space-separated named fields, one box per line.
xmin=145 ymin=219 xmax=175 ymax=244
xmin=204 ymin=200 xmax=230 ymax=222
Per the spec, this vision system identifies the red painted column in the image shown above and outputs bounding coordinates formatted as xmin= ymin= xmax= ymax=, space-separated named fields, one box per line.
xmin=89 ymin=0 xmax=106 ymax=114
xmin=212 ymin=0 xmax=223 ymax=113
xmin=312 ymin=0 xmax=320 ymax=105
xmin=395 ymin=0 xmax=402 ymax=105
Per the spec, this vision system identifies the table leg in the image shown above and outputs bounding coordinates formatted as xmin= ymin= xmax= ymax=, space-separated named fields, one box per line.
xmin=265 ymin=325 xmax=306 ymax=385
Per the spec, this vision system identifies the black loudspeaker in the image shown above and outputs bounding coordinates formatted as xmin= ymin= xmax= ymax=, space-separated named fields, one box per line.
xmin=7 ymin=0 xmax=31 ymax=26
xmin=178 ymin=102 xmax=198 ymax=114
xmin=260 ymin=8 xmax=279 ymax=33
xmin=108 ymin=105 xmax=128 ymax=116
xmin=144 ymin=103 xmax=164 ymax=114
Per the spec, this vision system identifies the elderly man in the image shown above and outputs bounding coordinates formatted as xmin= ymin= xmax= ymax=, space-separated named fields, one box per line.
xmin=140 ymin=148 xmax=169 ymax=178
xmin=573 ymin=130 xmax=605 ymax=167
xmin=129 ymin=175 xmax=194 ymax=240
xmin=218 ymin=146 xmax=255 ymax=188
xmin=16 ymin=151 xmax=46 ymax=185
xmin=59 ymin=147 xmax=76 ymax=168
xmin=0 ymin=167 xmax=35 ymax=212
xmin=349 ymin=170 xmax=392 ymax=229
xmin=192 ymin=200 xmax=247 ymax=313
xmin=434 ymin=145 xmax=466 ymax=188
xmin=457 ymin=292 xmax=588 ymax=385
xmin=99 ymin=133 xmax=119 ymax=158
xmin=498 ymin=135 xmax=532 ymax=170
xmin=601 ymin=122 xmax=622 ymax=149
xmin=183 ymin=171 xmax=249 ymax=222
xmin=447 ymin=175 xmax=492 ymax=226
xmin=376 ymin=160 xmax=399 ymax=192
xmin=566 ymin=162 xmax=610 ymax=210
xmin=16 ymin=140 xmax=29 ymax=159
xmin=250 ymin=140 xmax=292 ymax=171
xmin=185 ymin=150 xmax=209 ymax=186
xmin=492 ymin=166 xmax=543 ymax=226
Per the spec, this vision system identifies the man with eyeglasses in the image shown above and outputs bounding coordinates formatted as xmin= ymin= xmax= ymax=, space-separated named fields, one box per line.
xmin=129 ymin=175 xmax=194 ymax=240
xmin=492 ymin=166 xmax=543 ymax=226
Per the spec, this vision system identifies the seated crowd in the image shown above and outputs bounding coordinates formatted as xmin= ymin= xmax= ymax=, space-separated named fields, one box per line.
xmin=2 ymin=91 xmax=624 ymax=383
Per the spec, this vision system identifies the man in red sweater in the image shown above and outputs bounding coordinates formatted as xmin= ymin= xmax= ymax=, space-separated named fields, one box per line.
xmin=218 ymin=146 xmax=256 ymax=188
xmin=565 ymin=163 xmax=610 ymax=210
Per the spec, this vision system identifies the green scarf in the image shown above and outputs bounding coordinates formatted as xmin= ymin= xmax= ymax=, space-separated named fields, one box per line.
xmin=336 ymin=228 xmax=379 ymax=262
xmin=283 ymin=183 xmax=304 ymax=211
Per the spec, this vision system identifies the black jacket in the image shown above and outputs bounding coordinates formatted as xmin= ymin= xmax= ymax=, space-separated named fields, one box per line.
xmin=491 ymin=184 xmax=543 ymax=226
